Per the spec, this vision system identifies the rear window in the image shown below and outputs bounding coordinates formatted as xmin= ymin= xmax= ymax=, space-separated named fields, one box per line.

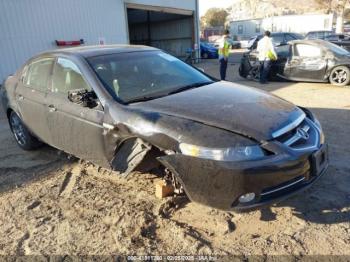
xmin=322 ymin=41 xmax=350 ymax=55
xmin=286 ymin=33 xmax=303 ymax=41
xmin=271 ymin=34 xmax=284 ymax=45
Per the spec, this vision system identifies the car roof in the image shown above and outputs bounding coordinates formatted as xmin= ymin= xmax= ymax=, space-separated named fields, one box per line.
xmin=39 ymin=44 xmax=158 ymax=58
xmin=289 ymin=39 xmax=331 ymax=46
xmin=327 ymin=33 xmax=349 ymax=36
xmin=306 ymin=30 xmax=333 ymax=34
xmin=255 ymin=32 xmax=299 ymax=38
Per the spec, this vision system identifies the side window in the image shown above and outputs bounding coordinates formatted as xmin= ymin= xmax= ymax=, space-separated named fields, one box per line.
xmin=255 ymin=23 xmax=261 ymax=33
xmin=238 ymin=25 xmax=243 ymax=34
xmin=52 ymin=58 xmax=91 ymax=94
xmin=295 ymin=44 xmax=322 ymax=57
xmin=24 ymin=58 xmax=54 ymax=91
xmin=325 ymin=31 xmax=332 ymax=38
xmin=308 ymin=32 xmax=316 ymax=39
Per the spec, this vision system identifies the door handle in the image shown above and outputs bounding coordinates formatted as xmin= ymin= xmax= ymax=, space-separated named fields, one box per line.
xmin=48 ymin=104 xmax=57 ymax=112
xmin=18 ymin=95 xmax=24 ymax=101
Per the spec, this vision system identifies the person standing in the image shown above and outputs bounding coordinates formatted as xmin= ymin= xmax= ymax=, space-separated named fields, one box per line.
xmin=257 ymin=31 xmax=277 ymax=84
xmin=218 ymin=30 xmax=232 ymax=81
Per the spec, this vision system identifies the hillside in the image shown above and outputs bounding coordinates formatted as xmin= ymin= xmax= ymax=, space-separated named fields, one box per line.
xmin=229 ymin=0 xmax=329 ymax=20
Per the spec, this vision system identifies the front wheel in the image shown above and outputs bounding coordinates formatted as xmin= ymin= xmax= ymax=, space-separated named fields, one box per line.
xmin=329 ymin=66 xmax=350 ymax=86
xmin=9 ymin=111 xmax=42 ymax=150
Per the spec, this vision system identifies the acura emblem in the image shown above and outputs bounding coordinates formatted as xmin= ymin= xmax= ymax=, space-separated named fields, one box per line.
xmin=296 ymin=128 xmax=309 ymax=140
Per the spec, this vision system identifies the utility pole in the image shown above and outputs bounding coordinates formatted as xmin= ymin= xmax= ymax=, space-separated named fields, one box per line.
xmin=335 ymin=0 xmax=349 ymax=33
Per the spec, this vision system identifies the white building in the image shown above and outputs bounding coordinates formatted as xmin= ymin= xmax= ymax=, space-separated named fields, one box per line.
xmin=0 ymin=0 xmax=200 ymax=82
xmin=230 ymin=14 xmax=334 ymax=40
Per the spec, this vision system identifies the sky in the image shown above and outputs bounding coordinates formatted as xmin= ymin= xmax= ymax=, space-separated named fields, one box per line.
xmin=199 ymin=0 xmax=232 ymax=16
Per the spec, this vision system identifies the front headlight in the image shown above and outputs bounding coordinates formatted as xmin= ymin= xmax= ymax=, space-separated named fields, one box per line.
xmin=179 ymin=143 xmax=265 ymax=161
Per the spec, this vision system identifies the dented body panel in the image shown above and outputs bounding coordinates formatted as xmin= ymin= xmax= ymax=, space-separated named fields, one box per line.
xmin=1 ymin=45 xmax=328 ymax=211
xmin=131 ymin=81 xmax=304 ymax=141
xmin=240 ymin=39 xmax=350 ymax=84
xmin=158 ymin=142 xmax=328 ymax=211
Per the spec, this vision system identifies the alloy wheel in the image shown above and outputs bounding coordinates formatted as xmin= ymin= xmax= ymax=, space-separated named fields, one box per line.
xmin=331 ymin=68 xmax=348 ymax=84
xmin=10 ymin=114 xmax=27 ymax=146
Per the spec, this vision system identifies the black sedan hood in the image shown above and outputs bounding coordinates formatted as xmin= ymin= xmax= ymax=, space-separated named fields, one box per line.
xmin=131 ymin=81 xmax=304 ymax=141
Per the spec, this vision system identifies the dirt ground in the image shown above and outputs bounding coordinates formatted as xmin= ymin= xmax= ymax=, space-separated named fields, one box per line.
xmin=0 ymin=56 xmax=349 ymax=258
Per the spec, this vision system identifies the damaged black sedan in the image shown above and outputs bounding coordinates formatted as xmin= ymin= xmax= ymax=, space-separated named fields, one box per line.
xmin=240 ymin=39 xmax=350 ymax=86
xmin=1 ymin=45 xmax=328 ymax=211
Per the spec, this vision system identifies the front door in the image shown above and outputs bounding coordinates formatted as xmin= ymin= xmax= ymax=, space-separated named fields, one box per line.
xmin=46 ymin=57 xmax=110 ymax=167
xmin=15 ymin=58 xmax=54 ymax=144
xmin=287 ymin=43 xmax=327 ymax=81
xmin=273 ymin=45 xmax=292 ymax=77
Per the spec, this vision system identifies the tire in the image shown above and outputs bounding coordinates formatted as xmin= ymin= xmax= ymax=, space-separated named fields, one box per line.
xmin=8 ymin=111 xmax=42 ymax=150
xmin=329 ymin=66 xmax=350 ymax=86
xmin=249 ymin=65 xmax=260 ymax=82
xmin=238 ymin=65 xmax=245 ymax=78
xmin=202 ymin=52 xmax=209 ymax=59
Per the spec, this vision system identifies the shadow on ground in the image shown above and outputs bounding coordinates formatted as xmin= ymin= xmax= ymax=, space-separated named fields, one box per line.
xmin=0 ymin=106 xmax=72 ymax=193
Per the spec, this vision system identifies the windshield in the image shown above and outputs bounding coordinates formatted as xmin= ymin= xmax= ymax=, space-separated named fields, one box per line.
xmin=87 ymin=51 xmax=214 ymax=103
xmin=323 ymin=41 xmax=350 ymax=55
xmin=248 ymin=36 xmax=258 ymax=48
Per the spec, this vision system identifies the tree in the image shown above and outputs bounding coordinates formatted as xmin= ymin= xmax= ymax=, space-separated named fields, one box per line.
xmin=315 ymin=0 xmax=350 ymax=32
xmin=201 ymin=8 xmax=229 ymax=28
xmin=315 ymin=0 xmax=334 ymax=13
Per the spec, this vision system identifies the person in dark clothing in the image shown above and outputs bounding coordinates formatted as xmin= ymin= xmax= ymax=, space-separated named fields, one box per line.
xmin=218 ymin=30 xmax=232 ymax=80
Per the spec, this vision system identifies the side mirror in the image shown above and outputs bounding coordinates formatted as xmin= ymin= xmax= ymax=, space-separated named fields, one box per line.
xmin=68 ymin=89 xmax=98 ymax=108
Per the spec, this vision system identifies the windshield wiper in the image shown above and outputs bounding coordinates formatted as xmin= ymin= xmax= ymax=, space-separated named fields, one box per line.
xmin=127 ymin=93 xmax=168 ymax=104
xmin=127 ymin=81 xmax=213 ymax=104
xmin=167 ymin=81 xmax=213 ymax=95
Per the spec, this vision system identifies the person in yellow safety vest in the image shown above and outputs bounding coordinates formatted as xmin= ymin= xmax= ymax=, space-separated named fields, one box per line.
xmin=218 ymin=29 xmax=232 ymax=80
xmin=257 ymin=30 xmax=278 ymax=84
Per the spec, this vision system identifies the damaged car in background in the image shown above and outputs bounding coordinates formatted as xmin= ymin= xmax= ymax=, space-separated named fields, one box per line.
xmin=1 ymin=45 xmax=329 ymax=211
xmin=240 ymin=39 xmax=350 ymax=86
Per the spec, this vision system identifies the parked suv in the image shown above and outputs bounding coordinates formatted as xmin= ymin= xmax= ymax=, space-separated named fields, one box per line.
xmin=247 ymin=32 xmax=304 ymax=50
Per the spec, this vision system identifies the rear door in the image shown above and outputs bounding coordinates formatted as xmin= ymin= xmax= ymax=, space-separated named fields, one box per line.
xmin=287 ymin=43 xmax=327 ymax=81
xmin=15 ymin=58 xmax=54 ymax=144
xmin=46 ymin=57 xmax=109 ymax=167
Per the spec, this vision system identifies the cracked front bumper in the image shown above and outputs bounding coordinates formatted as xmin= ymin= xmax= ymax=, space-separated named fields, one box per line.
xmin=158 ymin=144 xmax=329 ymax=211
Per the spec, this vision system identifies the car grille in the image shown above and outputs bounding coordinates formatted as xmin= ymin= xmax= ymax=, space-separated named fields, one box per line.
xmin=275 ymin=118 xmax=320 ymax=151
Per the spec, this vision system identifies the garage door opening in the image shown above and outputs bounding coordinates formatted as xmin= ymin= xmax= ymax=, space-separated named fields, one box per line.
xmin=127 ymin=7 xmax=194 ymax=58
